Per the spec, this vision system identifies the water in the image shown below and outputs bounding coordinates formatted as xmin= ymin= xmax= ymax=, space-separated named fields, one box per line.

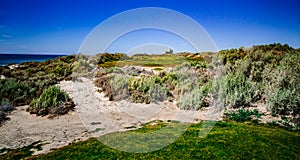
xmin=0 ymin=54 xmax=68 ymax=66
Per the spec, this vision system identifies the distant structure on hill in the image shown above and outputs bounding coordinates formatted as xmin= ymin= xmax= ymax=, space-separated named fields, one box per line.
xmin=165 ymin=48 xmax=173 ymax=54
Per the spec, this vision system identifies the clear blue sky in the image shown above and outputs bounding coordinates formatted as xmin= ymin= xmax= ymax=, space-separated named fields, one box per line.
xmin=0 ymin=0 xmax=299 ymax=54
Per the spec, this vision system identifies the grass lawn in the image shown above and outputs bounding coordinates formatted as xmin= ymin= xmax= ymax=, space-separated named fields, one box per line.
xmin=99 ymin=54 xmax=204 ymax=68
xmin=2 ymin=121 xmax=299 ymax=160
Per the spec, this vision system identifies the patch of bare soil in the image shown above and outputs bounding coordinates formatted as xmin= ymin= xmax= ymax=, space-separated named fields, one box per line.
xmin=0 ymin=105 xmax=90 ymax=155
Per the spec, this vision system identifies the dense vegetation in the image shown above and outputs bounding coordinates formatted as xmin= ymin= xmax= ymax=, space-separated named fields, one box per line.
xmin=218 ymin=44 xmax=299 ymax=113
xmin=2 ymin=121 xmax=299 ymax=159
xmin=94 ymin=43 xmax=300 ymax=130
xmin=94 ymin=64 xmax=207 ymax=104
xmin=218 ymin=44 xmax=299 ymax=128
xmin=0 ymin=55 xmax=75 ymax=121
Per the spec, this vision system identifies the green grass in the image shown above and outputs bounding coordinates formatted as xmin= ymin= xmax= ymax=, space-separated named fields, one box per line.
xmin=4 ymin=121 xmax=298 ymax=160
xmin=99 ymin=54 xmax=204 ymax=68
xmin=0 ymin=141 xmax=43 ymax=160
xmin=153 ymin=67 xmax=164 ymax=71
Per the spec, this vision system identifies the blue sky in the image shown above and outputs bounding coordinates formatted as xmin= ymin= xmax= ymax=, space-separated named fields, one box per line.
xmin=0 ymin=0 xmax=299 ymax=54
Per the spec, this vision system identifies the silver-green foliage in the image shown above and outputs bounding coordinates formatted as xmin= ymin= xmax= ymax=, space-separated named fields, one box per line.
xmin=225 ymin=72 xmax=254 ymax=108
xmin=110 ymin=74 xmax=132 ymax=100
xmin=177 ymin=82 xmax=211 ymax=110
xmin=129 ymin=75 xmax=169 ymax=103
xmin=29 ymin=86 xmax=71 ymax=115
xmin=264 ymin=53 xmax=300 ymax=116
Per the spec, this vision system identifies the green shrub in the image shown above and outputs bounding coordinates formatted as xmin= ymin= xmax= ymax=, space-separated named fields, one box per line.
xmin=161 ymin=72 xmax=178 ymax=91
xmin=264 ymin=52 xmax=300 ymax=116
xmin=0 ymin=79 xmax=32 ymax=106
xmin=95 ymin=73 xmax=170 ymax=103
xmin=98 ymin=53 xmax=130 ymax=66
xmin=72 ymin=59 xmax=93 ymax=74
xmin=0 ymin=111 xmax=7 ymax=124
xmin=94 ymin=73 xmax=135 ymax=101
xmin=0 ymin=55 xmax=74 ymax=108
xmin=27 ymin=86 xmax=74 ymax=116
xmin=0 ymin=102 xmax=14 ymax=124
xmin=110 ymin=74 xmax=132 ymax=101
xmin=177 ymin=82 xmax=211 ymax=110
xmin=148 ymin=83 xmax=169 ymax=102
xmin=225 ymin=72 xmax=255 ymax=108
xmin=218 ymin=48 xmax=247 ymax=65
xmin=95 ymin=67 xmax=123 ymax=77
xmin=161 ymin=69 xmax=197 ymax=96
xmin=0 ymin=101 xmax=14 ymax=112
xmin=225 ymin=109 xmax=262 ymax=122
xmin=94 ymin=75 xmax=114 ymax=99
xmin=0 ymin=66 xmax=11 ymax=77
xmin=218 ymin=43 xmax=292 ymax=66
xmin=217 ymin=43 xmax=298 ymax=114
xmin=130 ymin=75 xmax=169 ymax=103
xmin=190 ymin=61 xmax=207 ymax=69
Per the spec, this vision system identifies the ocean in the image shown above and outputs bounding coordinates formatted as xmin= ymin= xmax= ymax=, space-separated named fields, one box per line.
xmin=0 ymin=54 xmax=68 ymax=66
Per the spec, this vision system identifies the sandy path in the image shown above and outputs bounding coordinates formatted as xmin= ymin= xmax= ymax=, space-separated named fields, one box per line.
xmin=0 ymin=105 xmax=90 ymax=155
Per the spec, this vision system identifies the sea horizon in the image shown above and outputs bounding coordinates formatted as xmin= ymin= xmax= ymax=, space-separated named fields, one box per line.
xmin=0 ymin=53 xmax=70 ymax=66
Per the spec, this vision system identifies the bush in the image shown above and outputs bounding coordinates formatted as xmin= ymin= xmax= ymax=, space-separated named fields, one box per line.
xmin=110 ymin=74 xmax=132 ymax=101
xmin=72 ymin=59 xmax=93 ymax=74
xmin=95 ymin=67 xmax=123 ymax=77
xmin=190 ymin=61 xmax=207 ymax=69
xmin=0 ymin=111 xmax=7 ymax=124
xmin=218 ymin=48 xmax=247 ymax=65
xmin=0 ymin=102 xmax=14 ymax=124
xmin=98 ymin=53 xmax=130 ymax=66
xmin=148 ymin=83 xmax=169 ymax=102
xmin=95 ymin=72 xmax=171 ymax=103
xmin=0 ymin=79 xmax=32 ymax=106
xmin=264 ymin=52 xmax=300 ymax=116
xmin=122 ymin=66 xmax=153 ymax=76
xmin=0 ymin=102 xmax=14 ymax=112
xmin=94 ymin=74 xmax=131 ymax=101
xmin=217 ymin=43 xmax=298 ymax=115
xmin=0 ymin=55 xmax=74 ymax=108
xmin=161 ymin=72 xmax=178 ymax=91
xmin=225 ymin=72 xmax=255 ymax=108
xmin=130 ymin=75 xmax=169 ymax=103
xmin=177 ymin=82 xmax=211 ymax=110
xmin=225 ymin=109 xmax=262 ymax=122
xmin=27 ymin=86 xmax=74 ymax=116
xmin=161 ymin=69 xmax=198 ymax=97
xmin=0 ymin=66 xmax=11 ymax=77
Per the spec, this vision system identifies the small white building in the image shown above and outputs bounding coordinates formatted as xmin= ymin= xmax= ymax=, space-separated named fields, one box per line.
xmin=165 ymin=48 xmax=173 ymax=54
